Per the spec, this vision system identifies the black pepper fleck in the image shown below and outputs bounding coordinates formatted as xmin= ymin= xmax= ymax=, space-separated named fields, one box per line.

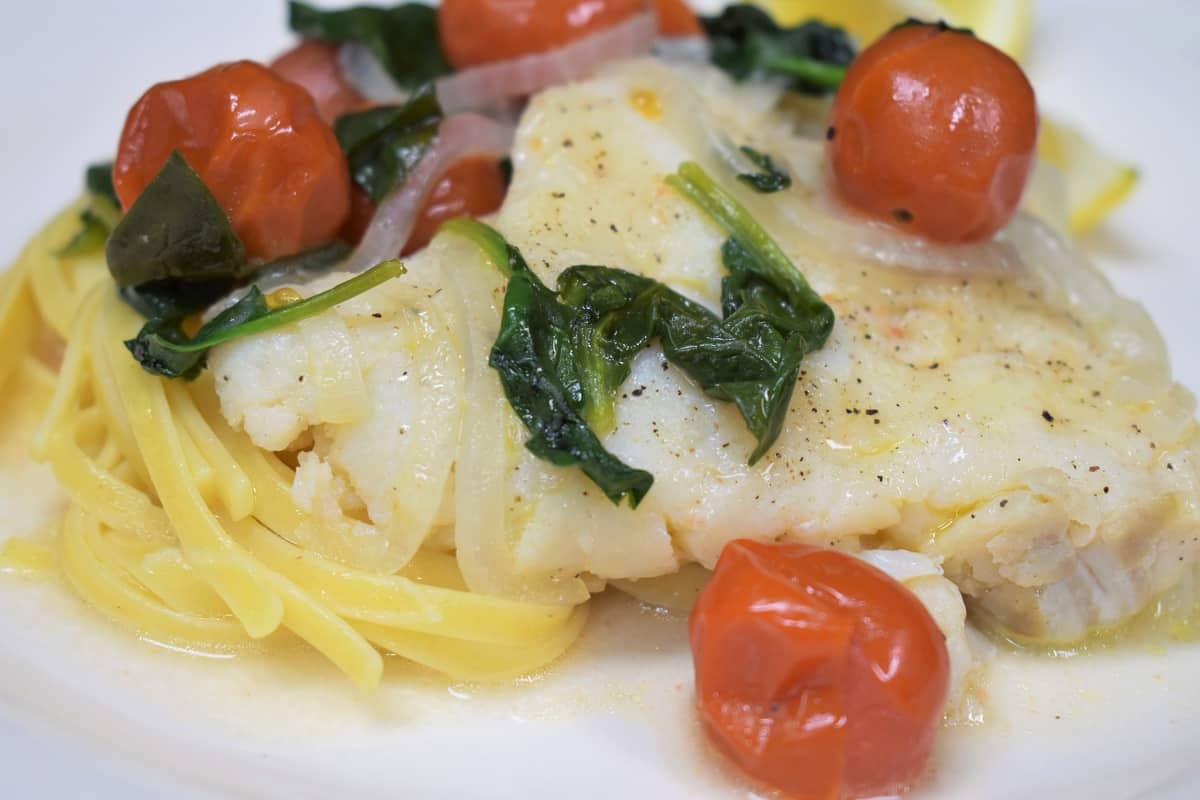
xmin=892 ymin=208 xmax=914 ymax=224
xmin=1042 ymin=410 xmax=1055 ymax=422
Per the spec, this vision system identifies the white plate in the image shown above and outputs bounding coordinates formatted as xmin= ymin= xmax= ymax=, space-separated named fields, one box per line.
xmin=1 ymin=2 xmax=1198 ymax=798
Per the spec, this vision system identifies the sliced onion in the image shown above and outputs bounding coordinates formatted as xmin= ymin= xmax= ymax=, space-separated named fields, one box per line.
xmin=652 ymin=35 xmax=711 ymax=64
xmin=337 ymin=42 xmax=409 ymax=105
xmin=343 ymin=113 xmax=515 ymax=272
xmin=434 ymin=12 xmax=657 ymax=114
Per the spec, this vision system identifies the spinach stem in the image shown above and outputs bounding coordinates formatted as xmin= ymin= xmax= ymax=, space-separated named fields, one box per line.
xmin=764 ymin=57 xmax=847 ymax=90
xmin=441 ymin=218 xmax=515 ymax=277
xmin=665 ymin=162 xmax=819 ymax=301
xmin=146 ymin=259 xmax=405 ymax=353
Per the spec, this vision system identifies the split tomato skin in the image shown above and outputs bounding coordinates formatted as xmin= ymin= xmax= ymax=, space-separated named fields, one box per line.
xmin=827 ymin=22 xmax=1038 ymax=243
xmin=114 ymin=60 xmax=351 ymax=262
xmin=689 ymin=540 xmax=950 ymax=800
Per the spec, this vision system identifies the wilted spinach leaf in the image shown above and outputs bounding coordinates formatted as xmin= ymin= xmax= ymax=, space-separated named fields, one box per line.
xmin=445 ymin=219 xmax=654 ymax=507
xmin=126 ymin=259 xmax=404 ymax=379
xmin=59 ymin=201 xmax=121 ymax=258
xmin=119 ymin=279 xmax=238 ymax=323
xmin=59 ymin=162 xmax=122 ymax=258
xmin=85 ymin=161 xmax=119 ymax=206
xmin=289 ymin=1 xmax=451 ymax=90
xmin=105 ymin=152 xmax=248 ymax=289
xmin=445 ymin=182 xmax=833 ymax=506
xmin=736 ymin=146 xmax=792 ymax=193
xmin=668 ymin=161 xmax=834 ymax=460
xmin=334 ymin=84 xmax=442 ymax=202
xmin=702 ymin=4 xmax=854 ymax=94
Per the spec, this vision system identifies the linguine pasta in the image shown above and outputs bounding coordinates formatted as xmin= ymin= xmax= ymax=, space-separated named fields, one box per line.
xmin=1 ymin=201 xmax=588 ymax=690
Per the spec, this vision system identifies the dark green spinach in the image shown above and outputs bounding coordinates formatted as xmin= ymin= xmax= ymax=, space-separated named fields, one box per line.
xmin=59 ymin=162 xmax=121 ymax=258
xmin=85 ymin=161 xmax=119 ymax=206
xmin=288 ymin=1 xmax=451 ymax=90
xmin=702 ymin=4 xmax=855 ymax=94
xmin=119 ymin=280 xmax=238 ymax=324
xmin=444 ymin=165 xmax=833 ymax=505
xmin=126 ymin=259 xmax=404 ymax=379
xmin=736 ymin=146 xmax=792 ymax=193
xmin=334 ymin=84 xmax=442 ymax=202
xmin=445 ymin=219 xmax=654 ymax=507
xmin=667 ymin=161 xmax=834 ymax=460
xmin=105 ymin=152 xmax=248 ymax=288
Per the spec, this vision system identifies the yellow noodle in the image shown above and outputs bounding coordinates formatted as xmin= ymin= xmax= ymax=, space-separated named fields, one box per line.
xmin=60 ymin=506 xmax=247 ymax=647
xmin=0 ymin=259 xmax=35 ymax=391
xmin=188 ymin=378 xmax=306 ymax=537
xmin=247 ymin=526 xmax=578 ymax=645
xmin=27 ymin=244 xmax=79 ymax=339
xmin=30 ymin=288 xmax=98 ymax=460
xmin=356 ymin=605 xmax=587 ymax=682
xmin=90 ymin=528 xmax=227 ymax=617
xmin=166 ymin=381 xmax=254 ymax=520
xmin=2 ymin=202 xmax=591 ymax=689
xmin=99 ymin=294 xmax=285 ymax=638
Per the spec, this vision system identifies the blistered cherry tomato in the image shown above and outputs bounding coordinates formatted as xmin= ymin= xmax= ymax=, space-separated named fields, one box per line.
xmin=827 ymin=22 xmax=1037 ymax=243
xmin=689 ymin=540 xmax=949 ymax=800
xmin=339 ymin=187 xmax=378 ymax=247
xmin=438 ymin=0 xmax=646 ymax=69
xmin=336 ymin=158 xmax=508 ymax=255
xmin=269 ymin=40 xmax=370 ymax=124
xmin=654 ymin=0 xmax=702 ymax=36
xmin=405 ymin=156 xmax=508 ymax=253
xmin=114 ymin=60 xmax=351 ymax=262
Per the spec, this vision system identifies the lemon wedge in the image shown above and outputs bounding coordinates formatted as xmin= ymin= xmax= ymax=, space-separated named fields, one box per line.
xmin=1037 ymin=117 xmax=1139 ymax=234
xmin=762 ymin=0 xmax=1033 ymax=59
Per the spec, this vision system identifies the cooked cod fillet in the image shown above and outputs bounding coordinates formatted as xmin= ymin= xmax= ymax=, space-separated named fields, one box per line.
xmin=211 ymin=58 xmax=1200 ymax=646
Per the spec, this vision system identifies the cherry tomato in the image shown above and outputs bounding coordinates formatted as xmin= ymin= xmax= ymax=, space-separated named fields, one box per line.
xmin=438 ymin=0 xmax=647 ymax=69
xmin=689 ymin=540 xmax=949 ymax=800
xmin=339 ymin=187 xmax=377 ymax=247
xmin=654 ymin=0 xmax=702 ymax=37
xmin=335 ymin=157 xmax=508 ymax=254
xmin=269 ymin=40 xmax=370 ymax=124
xmin=403 ymin=156 xmax=508 ymax=253
xmin=827 ymin=22 xmax=1037 ymax=243
xmin=114 ymin=61 xmax=351 ymax=262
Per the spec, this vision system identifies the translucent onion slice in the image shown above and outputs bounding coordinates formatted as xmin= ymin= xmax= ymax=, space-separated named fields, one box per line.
xmin=652 ymin=35 xmax=711 ymax=64
xmin=340 ymin=12 xmax=657 ymax=114
xmin=436 ymin=12 xmax=656 ymax=113
xmin=343 ymin=113 xmax=515 ymax=272
xmin=337 ymin=40 xmax=408 ymax=105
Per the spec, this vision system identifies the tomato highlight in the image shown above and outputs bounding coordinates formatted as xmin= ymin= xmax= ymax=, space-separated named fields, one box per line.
xmin=827 ymin=22 xmax=1038 ymax=243
xmin=689 ymin=540 xmax=950 ymax=800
